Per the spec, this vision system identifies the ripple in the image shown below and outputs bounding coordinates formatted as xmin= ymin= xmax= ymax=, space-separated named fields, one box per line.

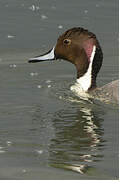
xmin=48 ymin=79 xmax=92 ymax=105
xmin=51 ymin=163 xmax=90 ymax=174
xmin=0 ymin=150 xmax=6 ymax=153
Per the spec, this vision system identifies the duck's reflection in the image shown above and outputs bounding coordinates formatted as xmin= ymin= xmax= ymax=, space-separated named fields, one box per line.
xmin=48 ymin=105 xmax=105 ymax=174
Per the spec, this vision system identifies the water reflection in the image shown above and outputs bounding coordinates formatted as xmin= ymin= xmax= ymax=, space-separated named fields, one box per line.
xmin=48 ymin=105 xmax=105 ymax=174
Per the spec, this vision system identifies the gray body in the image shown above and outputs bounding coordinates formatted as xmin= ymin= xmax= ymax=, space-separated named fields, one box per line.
xmin=92 ymin=80 xmax=119 ymax=104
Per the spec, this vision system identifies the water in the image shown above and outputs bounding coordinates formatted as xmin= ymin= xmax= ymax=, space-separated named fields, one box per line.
xmin=0 ymin=0 xmax=119 ymax=179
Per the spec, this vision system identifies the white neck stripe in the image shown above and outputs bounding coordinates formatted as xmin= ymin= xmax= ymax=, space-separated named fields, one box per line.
xmin=77 ymin=45 xmax=96 ymax=92
xmin=90 ymin=45 xmax=96 ymax=64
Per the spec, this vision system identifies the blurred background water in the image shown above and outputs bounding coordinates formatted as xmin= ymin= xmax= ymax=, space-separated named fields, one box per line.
xmin=0 ymin=0 xmax=119 ymax=179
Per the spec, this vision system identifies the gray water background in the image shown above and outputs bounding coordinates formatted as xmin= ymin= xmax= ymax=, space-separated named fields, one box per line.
xmin=0 ymin=0 xmax=119 ymax=179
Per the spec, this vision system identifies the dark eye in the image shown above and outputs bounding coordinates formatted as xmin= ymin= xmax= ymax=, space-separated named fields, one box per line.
xmin=63 ymin=39 xmax=71 ymax=45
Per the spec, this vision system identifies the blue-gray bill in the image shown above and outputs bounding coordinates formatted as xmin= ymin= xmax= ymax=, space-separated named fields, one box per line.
xmin=28 ymin=47 xmax=56 ymax=63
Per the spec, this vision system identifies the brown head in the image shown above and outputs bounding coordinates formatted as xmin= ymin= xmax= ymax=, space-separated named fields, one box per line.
xmin=29 ymin=27 xmax=103 ymax=91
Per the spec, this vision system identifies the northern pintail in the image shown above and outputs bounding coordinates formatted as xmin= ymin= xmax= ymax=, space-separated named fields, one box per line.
xmin=28 ymin=27 xmax=119 ymax=104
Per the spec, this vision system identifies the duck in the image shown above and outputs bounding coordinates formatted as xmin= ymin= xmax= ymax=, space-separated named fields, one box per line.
xmin=28 ymin=27 xmax=119 ymax=104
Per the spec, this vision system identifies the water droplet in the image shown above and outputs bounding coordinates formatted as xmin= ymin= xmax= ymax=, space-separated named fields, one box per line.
xmin=117 ymin=38 xmax=119 ymax=42
xmin=46 ymin=80 xmax=51 ymax=84
xmin=59 ymin=96 xmax=62 ymax=99
xmin=29 ymin=5 xmax=35 ymax=11
xmin=30 ymin=72 xmax=34 ymax=76
xmin=5 ymin=4 xmax=9 ymax=7
xmin=21 ymin=3 xmax=25 ymax=7
xmin=6 ymin=141 xmax=12 ymax=146
xmin=29 ymin=4 xmax=40 ymax=11
xmin=9 ymin=64 xmax=17 ymax=68
xmin=30 ymin=72 xmax=38 ymax=76
xmin=48 ymin=85 xmax=51 ymax=88
xmin=51 ymin=6 xmax=56 ymax=10
xmin=84 ymin=10 xmax=88 ymax=14
xmin=22 ymin=169 xmax=27 ymax=173
xmin=58 ymin=25 xmax=63 ymax=29
xmin=96 ymin=4 xmax=100 ymax=8
xmin=0 ymin=146 xmax=4 ymax=149
xmin=36 ymin=150 xmax=43 ymax=154
xmin=41 ymin=14 xmax=48 ymax=20
xmin=36 ymin=6 xmax=40 ymax=10
xmin=37 ymin=85 xmax=42 ymax=88
xmin=7 ymin=35 xmax=15 ymax=39
xmin=0 ymin=150 xmax=5 ymax=153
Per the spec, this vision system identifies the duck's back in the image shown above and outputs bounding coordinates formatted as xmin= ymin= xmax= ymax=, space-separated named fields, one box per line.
xmin=94 ymin=79 xmax=119 ymax=104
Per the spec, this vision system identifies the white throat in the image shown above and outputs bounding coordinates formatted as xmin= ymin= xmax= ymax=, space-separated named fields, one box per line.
xmin=76 ymin=45 xmax=96 ymax=92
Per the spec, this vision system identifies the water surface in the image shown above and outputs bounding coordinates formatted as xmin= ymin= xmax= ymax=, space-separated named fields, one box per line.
xmin=0 ymin=0 xmax=119 ymax=179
